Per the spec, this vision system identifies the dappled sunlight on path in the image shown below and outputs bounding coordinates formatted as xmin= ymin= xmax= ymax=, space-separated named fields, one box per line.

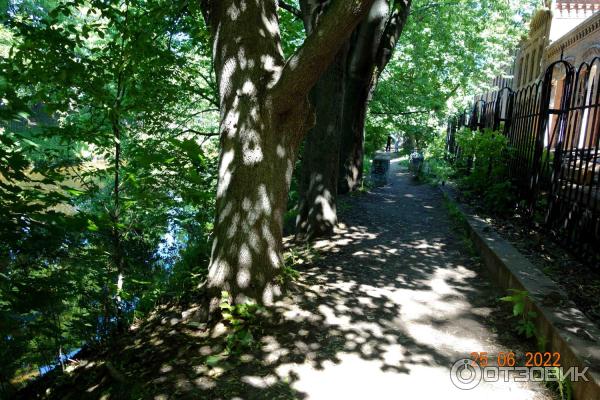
xmin=255 ymin=160 xmax=554 ymax=399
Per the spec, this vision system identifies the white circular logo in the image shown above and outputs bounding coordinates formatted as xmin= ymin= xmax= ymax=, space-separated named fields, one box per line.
xmin=450 ymin=358 xmax=482 ymax=390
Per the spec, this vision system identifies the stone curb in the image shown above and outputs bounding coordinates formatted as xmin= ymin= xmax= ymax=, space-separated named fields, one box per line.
xmin=440 ymin=186 xmax=600 ymax=400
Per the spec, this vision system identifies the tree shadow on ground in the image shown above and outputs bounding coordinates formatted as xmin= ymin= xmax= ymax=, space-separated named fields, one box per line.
xmin=17 ymin=166 xmax=553 ymax=400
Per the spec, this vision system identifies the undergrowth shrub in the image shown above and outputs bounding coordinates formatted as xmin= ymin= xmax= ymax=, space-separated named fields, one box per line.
xmin=454 ymin=128 xmax=516 ymax=213
xmin=219 ymin=291 xmax=264 ymax=355
xmin=424 ymin=134 xmax=453 ymax=183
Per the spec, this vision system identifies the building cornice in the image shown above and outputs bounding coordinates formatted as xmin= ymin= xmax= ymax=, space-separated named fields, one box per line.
xmin=547 ymin=10 xmax=600 ymax=58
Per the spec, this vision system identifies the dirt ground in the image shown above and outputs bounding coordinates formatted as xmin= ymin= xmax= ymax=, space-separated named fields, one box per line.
xmin=454 ymin=184 xmax=600 ymax=330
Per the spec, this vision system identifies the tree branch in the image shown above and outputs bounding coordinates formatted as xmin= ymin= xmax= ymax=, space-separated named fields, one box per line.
xmin=410 ymin=0 xmax=459 ymax=16
xmin=272 ymin=0 xmax=377 ymax=113
xmin=371 ymin=109 xmax=428 ymax=116
xmin=179 ymin=129 xmax=219 ymax=136
xmin=375 ymin=0 xmax=412 ymax=75
xmin=278 ymin=0 xmax=302 ymax=18
xmin=346 ymin=0 xmax=391 ymax=81
xmin=409 ymin=0 xmax=462 ymax=22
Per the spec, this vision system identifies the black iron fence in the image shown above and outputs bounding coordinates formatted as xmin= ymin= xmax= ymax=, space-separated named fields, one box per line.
xmin=447 ymin=59 xmax=600 ymax=262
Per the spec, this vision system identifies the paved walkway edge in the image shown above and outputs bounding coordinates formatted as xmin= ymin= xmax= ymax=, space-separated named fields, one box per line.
xmin=440 ymin=186 xmax=600 ymax=400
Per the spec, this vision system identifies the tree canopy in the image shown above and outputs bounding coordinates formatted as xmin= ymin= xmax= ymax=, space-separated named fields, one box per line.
xmin=367 ymin=0 xmax=537 ymax=151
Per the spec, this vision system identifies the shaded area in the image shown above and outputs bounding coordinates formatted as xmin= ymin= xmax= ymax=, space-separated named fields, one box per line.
xmin=464 ymin=196 xmax=600 ymax=329
xmin=17 ymin=160 xmax=554 ymax=399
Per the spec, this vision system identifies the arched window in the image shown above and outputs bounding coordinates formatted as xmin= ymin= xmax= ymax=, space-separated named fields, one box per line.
xmin=583 ymin=45 xmax=600 ymax=63
xmin=529 ymin=49 xmax=537 ymax=83
xmin=537 ymin=45 xmax=544 ymax=76
xmin=547 ymin=63 xmax=567 ymax=148
xmin=517 ymin=57 xmax=523 ymax=87
xmin=523 ymin=53 xmax=530 ymax=86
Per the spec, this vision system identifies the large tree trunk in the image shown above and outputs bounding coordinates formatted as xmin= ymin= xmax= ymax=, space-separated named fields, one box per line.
xmin=203 ymin=1 xmax=303 ymax=306
xmin=296 ymin=48 xmax=347 ymax=239
xmin=200 ymin=0 xmax=377 ymax=307
xmin=295 ymin=0 xmax=348 ymax=240
xmin=296 ymin=0 xmax=412 ymax=229
xmin=337 ymin=0 xmax=389 ymax=194
xmin=209 ymin=123 xmax=305 ymax=305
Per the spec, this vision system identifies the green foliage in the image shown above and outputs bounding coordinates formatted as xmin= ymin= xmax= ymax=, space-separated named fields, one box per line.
xmin=367 ymin=0 xmax=536 ymax=152
xmin=277 ymin=244 xmax=320 ymax=285
xmin=364 ymin=120 xmax=391 ymax=158
xmin=0 ymin=0 xmax=543 ymax=391
xmin=219 ymin=291 xmax=264 ymax=355
xmin=455 ymin=128 xmax=516 ymax=212
xmin=280 ymin=250 xmax=301 ymax=283
xmin=423 ymin=133 xmax=453 ymax=183
xmin=442 ymin=195 xmax=468 ymax=231
xmin=552 ymin=367 xmax=573 ymax=400
xmin=0 ymin=0 xmax=218 ymax=385
xmin=500 ymin=289 xmax=537 ymax=339
xmin=277 ymin=0 xmax=304 ymax=58
xmin=279 ymin=264 xmax=300 ymax=285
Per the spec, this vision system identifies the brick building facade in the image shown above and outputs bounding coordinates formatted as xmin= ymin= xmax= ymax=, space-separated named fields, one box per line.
xmin=510 ymin=0 xmax=600 ymax=90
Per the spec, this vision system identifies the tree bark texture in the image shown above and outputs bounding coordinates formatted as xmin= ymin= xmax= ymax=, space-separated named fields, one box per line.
xmin=296 ymin=0 xmax=412 ymax=237
xmin=296 ymin=47 xmax=348 ymax=240
xmin=295 ymin=0 xmax=347 ymax=240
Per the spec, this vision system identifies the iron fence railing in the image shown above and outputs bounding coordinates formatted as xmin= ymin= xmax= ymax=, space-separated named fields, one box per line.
xmin=447 ymin=59 xmax=600 ymax=262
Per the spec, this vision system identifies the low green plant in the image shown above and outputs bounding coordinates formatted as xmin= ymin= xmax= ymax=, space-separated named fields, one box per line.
xmin=423 ymin=134 xmax=453 ymax=183
xmin=219 ymin=291 xmax=264 ymax=355
xmin=443 ymin=196 xmax=469 ymax=233
xmin=442 ymin=196 xmax=478 ymax=257
xmin=499 ymin=289 xmax=537 ymax=339
xmin=337 ymin=199 xmax=351 ymax=212
xmin=277 ymin=264 xmax=300 ymax=285
xmin=482 ymin=180 xmax=516 ymax=212
xmin=554 ymin=367 xmax=573 ymax=400
xmin=499 ymin=290 xmax=573 ymax=399
xmin=279 ymin=244 xmax=319 ymax=285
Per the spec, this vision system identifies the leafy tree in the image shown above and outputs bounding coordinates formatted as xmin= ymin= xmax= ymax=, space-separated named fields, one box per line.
xmin=0 ymin=0 xmax=541 ymax=392
xmin=0 ymin=0 xmax=218 ymax=387
xmin=368 ymin=0 xmax=535 ymax=152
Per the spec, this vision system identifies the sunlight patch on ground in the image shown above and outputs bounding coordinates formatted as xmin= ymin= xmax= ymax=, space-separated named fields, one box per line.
xmin=270 ymin=242 xmax=544 ymax=398
xmin=272 ymin=353 xmax=542 ymax=400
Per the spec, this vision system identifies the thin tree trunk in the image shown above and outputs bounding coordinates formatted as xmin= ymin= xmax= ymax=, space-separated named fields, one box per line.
xmin=338 ymin=74 xmax=373 ymax=194
xmin=296 ymin=47 xmax=348 ymax=239
xmin=338 ymin=0 xmax=412 ymax=193
xmin=110 ymin=106 xmax=125 ymax=332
